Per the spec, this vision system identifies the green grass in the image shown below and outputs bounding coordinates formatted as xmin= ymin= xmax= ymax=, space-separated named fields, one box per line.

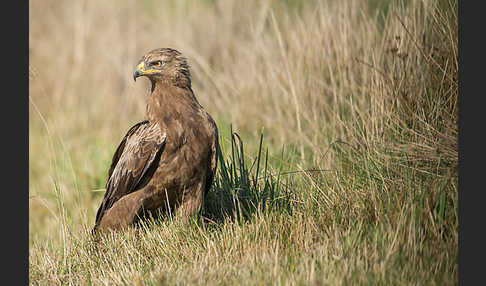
xmin=29 ymin=0 xmax=457 ymax=284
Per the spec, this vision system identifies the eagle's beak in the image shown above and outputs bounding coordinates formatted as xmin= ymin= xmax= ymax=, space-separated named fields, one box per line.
xmin=133 ymin=62 xmax=145 ymax=82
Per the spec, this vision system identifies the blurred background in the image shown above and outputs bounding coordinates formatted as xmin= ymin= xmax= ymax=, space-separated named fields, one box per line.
xmin=29 ymin=0 xmax=457 ymax=253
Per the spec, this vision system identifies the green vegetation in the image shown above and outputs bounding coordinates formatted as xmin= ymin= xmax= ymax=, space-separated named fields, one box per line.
xmin=29 ymin=0 xmax=457 ymax=284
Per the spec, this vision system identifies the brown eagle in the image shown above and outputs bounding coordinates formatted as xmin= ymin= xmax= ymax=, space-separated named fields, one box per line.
xmin=93 ymin=48 xmax=218 ymax=231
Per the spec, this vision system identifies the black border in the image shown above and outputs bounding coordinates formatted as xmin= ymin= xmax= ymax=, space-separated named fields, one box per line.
xmin=5 ymin=0 xmax=28 ymax=283
xmin=458 ymin=0 xmax=478 ymax=285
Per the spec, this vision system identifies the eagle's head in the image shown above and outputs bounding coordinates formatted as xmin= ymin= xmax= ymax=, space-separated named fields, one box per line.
xmin=133 ymin=48 xmax=191 ymax=88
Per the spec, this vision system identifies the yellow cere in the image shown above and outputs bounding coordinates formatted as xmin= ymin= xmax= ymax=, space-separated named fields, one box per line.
xmin=137 ymin=62 xmax=159 ymax=75
xmin=142 ymin=69 xmax=160 ymax=74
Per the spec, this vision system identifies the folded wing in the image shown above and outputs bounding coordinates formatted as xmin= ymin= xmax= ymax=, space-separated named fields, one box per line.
xmin=94 ymin=120 xmax=166 ymax=227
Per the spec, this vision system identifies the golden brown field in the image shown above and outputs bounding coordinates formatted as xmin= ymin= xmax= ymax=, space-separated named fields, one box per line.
xmin=29 ymin=0 xmax=457 ymax=284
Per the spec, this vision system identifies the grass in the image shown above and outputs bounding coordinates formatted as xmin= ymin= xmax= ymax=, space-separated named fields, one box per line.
xmin=29 ymin=0 xmax=457 ymax=284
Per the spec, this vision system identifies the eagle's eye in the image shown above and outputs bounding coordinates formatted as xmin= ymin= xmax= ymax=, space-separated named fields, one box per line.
xmin=151 ymin=60 xmax=162 ymax=67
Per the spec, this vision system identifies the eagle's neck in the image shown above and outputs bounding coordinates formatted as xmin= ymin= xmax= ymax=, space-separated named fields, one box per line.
xmin=146 ymin=81 xmax=201 ymax=123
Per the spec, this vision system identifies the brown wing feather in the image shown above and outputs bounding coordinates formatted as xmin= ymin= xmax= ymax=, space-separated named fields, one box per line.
xmin=107 ymin=120 xmax=148 ymax=179
xmin=94 ymin=121 xmax=166 ymax=226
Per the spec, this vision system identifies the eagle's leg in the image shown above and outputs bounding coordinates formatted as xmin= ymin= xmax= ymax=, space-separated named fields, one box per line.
xmin=175 ymin=182 xmax=205 ymax=218
xmin=97 ymin=186 xmax=165 ymax=231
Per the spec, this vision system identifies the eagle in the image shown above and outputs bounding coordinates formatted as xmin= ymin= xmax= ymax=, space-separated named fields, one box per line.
xmin=93 ymin=48 xmax=219 ymax=231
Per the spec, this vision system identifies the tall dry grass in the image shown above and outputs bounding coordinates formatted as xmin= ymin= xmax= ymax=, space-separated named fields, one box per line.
xmin=29 ymin=0 xmax=457 ymax=284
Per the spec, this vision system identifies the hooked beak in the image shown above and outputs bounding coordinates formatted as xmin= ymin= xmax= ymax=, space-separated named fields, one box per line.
xmin=133 ymin=62 xmax=145 ymax=82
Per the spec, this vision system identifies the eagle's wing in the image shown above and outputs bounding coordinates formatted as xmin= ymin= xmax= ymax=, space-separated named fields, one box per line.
xmin=94 ymin=120 xmax=166 ymax=226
